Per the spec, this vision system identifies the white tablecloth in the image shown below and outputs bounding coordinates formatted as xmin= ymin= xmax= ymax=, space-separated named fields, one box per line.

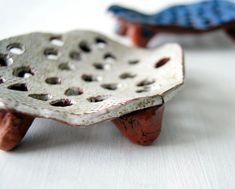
xmin=0 ymin=0 xmax=235 ymax=188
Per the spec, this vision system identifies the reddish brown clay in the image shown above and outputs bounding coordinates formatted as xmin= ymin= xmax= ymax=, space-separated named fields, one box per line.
xmin=116 ymin=19 xmax=235 ymax=47
xmin=112 ymin=105 xmax=164 ymax=145
xmin=116 ymin=18 xmax=154 ymax=47
xmin=0 ymin=110 xmax=34 ymax=151
xmin=127 ymin=24 xmax=153 ymax=47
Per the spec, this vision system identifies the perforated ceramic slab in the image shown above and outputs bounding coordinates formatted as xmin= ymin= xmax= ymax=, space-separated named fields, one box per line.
xmin=108 ymin=0 xmax=235 ymax=31
xmin=0 ymin=30 xmax=184 ymax=126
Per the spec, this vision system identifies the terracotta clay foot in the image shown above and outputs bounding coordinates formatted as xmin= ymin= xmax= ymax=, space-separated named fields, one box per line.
xmin=112 ymin=105 xmax=164 ymax=145
xmin=0 ymin=110 xmax=34 ymax=151
xmin=127 ymin=24 xmax=156 ymax=47
xmin=115 ymin=19 xmax=128 ymax=36
xmin=225 ymin=27 xmax=235 ymax=41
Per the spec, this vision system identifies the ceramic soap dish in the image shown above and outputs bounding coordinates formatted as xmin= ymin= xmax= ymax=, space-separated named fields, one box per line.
xmin=0 ymin=30 xmax=184 ymax=151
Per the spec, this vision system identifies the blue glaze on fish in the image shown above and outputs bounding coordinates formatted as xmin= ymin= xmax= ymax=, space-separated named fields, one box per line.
xmin=108 ymin=0 xmax=235 ymax=30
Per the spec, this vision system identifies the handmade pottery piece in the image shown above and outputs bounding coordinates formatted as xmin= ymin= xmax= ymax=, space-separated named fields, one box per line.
xmin=108 ymin=0 xmax=235 ymax=47
xmin=0 ymin=30 xmax=184 ymax=150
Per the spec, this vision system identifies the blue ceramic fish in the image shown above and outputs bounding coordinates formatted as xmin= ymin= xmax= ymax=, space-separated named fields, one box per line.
xmin=108 ymin=0 xmax=235 ymax=47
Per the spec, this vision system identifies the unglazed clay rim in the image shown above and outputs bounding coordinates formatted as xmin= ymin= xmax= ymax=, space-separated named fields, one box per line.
xmin=0 ymin=30 xmax=184 ymax=126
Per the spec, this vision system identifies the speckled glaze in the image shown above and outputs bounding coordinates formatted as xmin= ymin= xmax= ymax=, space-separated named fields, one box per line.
xmin=0 ymin=30 xmax=184 ymax=127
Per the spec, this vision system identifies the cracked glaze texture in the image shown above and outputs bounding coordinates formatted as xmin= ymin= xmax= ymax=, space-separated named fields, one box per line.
xmin=0 ymin=30 xmax=184 ymax=126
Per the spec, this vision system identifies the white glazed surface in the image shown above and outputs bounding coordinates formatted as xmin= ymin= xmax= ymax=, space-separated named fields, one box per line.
xmin=0 ymin=31 xmax=184 ymax=126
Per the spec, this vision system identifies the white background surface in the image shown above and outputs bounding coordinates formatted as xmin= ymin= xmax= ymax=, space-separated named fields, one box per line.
xmin=0 ymin=0 xmax=235 ymax=188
